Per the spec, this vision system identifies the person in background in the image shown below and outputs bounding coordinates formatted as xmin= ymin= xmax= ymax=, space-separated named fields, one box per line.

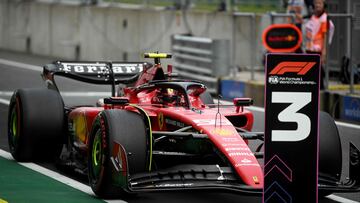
xmin=305 ymin=0 xmax=334 ymax=89
xmin=287 ymin=0 xmax=305 ymax=30
xmin=304 ymin=0 xmax=314 ymax=14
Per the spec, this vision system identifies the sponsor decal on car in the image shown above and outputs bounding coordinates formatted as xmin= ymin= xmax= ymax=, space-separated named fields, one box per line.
xmin=155 ymin=183 xmax=194 ymax=188
xmin=235 ymin=163 xmax=261 ymax=167
xmin=241 ymin=158 xmax=252 ymax=163
xmin=225 ymin=147 xmax=251 ymax=152
xmin=222 ymin=143 xmax=247 ymax=147
xmin=211 ymin=128 xmax=234 ymax=136
xmin=221 ymin=137 xmax=241 ymax=142
xmin=100 ymin=117 xmax=107 ymax=149
xmin=110 ymin=142 xmax=123 ymax=172
xmin=229 ymin=152 xmax=254 ymax=157
xmin=193 ymin=119 xmax=232 ymax=126
xmin=165 ymin=118 xmax=185 ymax=128
xmin=59 ymin=63 xmax=143 ymax=74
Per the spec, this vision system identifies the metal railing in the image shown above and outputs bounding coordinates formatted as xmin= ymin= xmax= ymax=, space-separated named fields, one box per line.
xmin=268 ymin=11 xmax=296 ymax=25
xmin=326 ymin=13 xmax=355 ymax=93
xmin=171 ymin=34 xmax=230 ymax=94
xmin=232 ymin=12 xmax=256 ymax=80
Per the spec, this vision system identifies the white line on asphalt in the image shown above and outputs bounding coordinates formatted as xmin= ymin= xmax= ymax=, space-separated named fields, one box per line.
xmin=0 ymin=148 xmax=127 ymax=203
xmin=327 ymin=194 xmax=360 ymax=203
xmin=0 ymin=98 xmax=10 ymax=105
xmin=0 ymin=58 xmax=41 ymax=72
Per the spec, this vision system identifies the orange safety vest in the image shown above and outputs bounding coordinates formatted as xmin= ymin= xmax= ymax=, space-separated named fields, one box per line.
xmin=305 ymin=12 xmax=334 ymax=53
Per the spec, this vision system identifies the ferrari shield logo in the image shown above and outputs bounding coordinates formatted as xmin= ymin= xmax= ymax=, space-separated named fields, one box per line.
xmin=158 ymin=113 xmax=164 ymax=130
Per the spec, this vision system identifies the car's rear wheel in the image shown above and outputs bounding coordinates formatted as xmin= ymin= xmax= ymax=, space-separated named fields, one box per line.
xmin=88 ymin=110 xmax=147 ymax=198
xmin=319 ymin=111 xmax=342 ymax=196
xmin=7 ymin=88 xmax=64 ymax=161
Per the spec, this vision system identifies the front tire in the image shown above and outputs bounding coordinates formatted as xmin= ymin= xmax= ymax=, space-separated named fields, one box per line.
xmin=88 ymin=110 xmax=147 ymax=198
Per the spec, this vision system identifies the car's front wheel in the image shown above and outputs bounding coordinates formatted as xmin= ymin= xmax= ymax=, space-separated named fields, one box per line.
xmin=88 ymin=110 xmax=147 ymax=198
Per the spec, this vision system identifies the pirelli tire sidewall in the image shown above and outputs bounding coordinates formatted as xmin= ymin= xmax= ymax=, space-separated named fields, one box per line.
xmin=88 ymin=110 xmax=147 ymax=198
xmin=7 ymin=88 xmax=64 ymax=161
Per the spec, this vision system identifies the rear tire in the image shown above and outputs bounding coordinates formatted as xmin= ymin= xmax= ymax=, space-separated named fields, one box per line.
xmin=88 ymin=110 xmax=147 ymax=198
xmin=7 ymin=88 xmax=64 ymax=162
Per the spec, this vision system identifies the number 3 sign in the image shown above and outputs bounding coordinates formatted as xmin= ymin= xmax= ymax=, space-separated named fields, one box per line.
xmin=264 ymin=54 xmax=321 ymax=203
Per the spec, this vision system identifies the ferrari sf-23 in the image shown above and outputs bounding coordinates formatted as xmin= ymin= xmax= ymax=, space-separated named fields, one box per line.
xmin=7 ymin=53 xmax=360 ymax=198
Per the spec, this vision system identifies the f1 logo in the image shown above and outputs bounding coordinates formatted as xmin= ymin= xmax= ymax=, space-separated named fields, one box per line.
xmin=269 ymin=62 xmax=316 ymax=75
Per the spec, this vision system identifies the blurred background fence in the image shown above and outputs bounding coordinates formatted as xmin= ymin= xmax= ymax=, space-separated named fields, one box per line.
xmin=1 ymin=0 xmax=359 ymax=93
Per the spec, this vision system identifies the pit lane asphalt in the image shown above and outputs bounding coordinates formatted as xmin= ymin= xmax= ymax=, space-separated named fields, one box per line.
xmin=0 ymin=55 xmax=359 ymax=203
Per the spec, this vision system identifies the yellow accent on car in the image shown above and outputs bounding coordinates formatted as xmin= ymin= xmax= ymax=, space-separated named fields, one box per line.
xmin=212 ymin=128 xmax=234 ymax=136
xmin=74 ymin=114 xmax=87 ymax=143
xmin=144 ymin=53 xmax=172 ymax=58
xmin=0 ymin=198 xmax=8 ymax=203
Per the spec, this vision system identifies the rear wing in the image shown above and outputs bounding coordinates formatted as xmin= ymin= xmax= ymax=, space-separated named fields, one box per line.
xmin=42 ymin=61 xmax=149 ymax=94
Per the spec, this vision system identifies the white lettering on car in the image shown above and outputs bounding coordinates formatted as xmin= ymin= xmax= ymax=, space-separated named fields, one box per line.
xmin=74 ymin=65 xmax=84 ymax=73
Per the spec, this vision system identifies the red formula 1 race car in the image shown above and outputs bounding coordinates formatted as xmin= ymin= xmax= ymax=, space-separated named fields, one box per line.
xmin=7 ymin=53 xmax=360 ymax=198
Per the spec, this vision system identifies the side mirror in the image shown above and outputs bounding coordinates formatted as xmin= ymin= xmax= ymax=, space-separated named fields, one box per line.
xmin=233 ymin=98 xmax=253 ymax=113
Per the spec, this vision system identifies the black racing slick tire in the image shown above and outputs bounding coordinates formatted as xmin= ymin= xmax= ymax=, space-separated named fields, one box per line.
xmin=7 ymin=88 xmax=64 ymax=162
xmin=319 ymin=111 xmax=342 ymax=195
xmin=88 ymin=110 xmax=147 ymax=198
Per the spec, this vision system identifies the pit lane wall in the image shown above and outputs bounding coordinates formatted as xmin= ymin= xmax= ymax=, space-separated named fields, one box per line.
xmin=0 ymin=0 xmax=266 ymax=68
xmin=220 ymin=79 xmax=360 ymax=124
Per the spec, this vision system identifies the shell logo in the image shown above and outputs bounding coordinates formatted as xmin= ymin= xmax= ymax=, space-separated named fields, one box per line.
xmin=212 ymin=128 xmax=234 ymax=136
